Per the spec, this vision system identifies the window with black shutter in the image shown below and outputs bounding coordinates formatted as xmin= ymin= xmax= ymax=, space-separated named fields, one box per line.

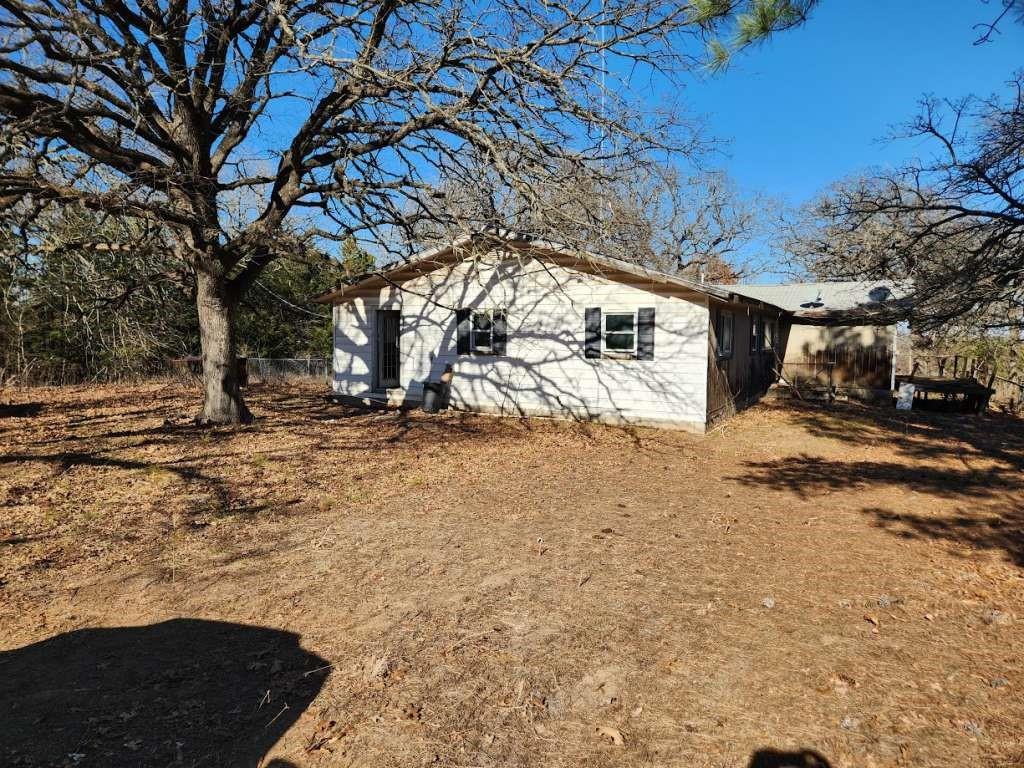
xmin=455 ymin=308 xmax=471 ymax=355
xmin=455 ymin=308 xmax=506 ymax=355
xmin=636 ymin=307 xmax=655 ymax=360
xmin=584 ymin=307 xmax=602 ymax=358
xmin=584 ymin=307 xmax=655 ymax=360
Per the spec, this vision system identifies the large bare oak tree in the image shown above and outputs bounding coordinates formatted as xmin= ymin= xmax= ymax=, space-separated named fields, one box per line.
xmin=0 ymin=0 xmax=814 ymax=422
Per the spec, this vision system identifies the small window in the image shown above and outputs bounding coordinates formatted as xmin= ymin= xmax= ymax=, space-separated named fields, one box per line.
xmin=715 ymin=310 xmax=734 ymax=358
xmin=750 ymin=316 xmax=762 ymax=354
xmin=603 ymin=312 xmax=636 ymax=353
xmin=763 ymin=319 xmax=776 ymax=352
xmin=471 ymin=310 xmax=493 ymax=353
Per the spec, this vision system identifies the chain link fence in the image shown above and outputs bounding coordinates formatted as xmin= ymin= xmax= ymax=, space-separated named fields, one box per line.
xmin=245 ymin=357 xmax=330 ymax=384
xmin=164 ymin=356 xmax=330 ymax=386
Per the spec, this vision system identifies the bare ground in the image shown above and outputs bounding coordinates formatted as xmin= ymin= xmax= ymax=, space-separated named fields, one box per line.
xmin=1 ymin=382 xmax=1022 ymax=768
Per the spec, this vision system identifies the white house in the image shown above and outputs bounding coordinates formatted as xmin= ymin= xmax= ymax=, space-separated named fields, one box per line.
xmin=315 ymin=230 xmax=791 ymax=432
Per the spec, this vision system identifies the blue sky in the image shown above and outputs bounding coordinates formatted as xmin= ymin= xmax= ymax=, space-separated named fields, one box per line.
xmin=252 ymin=1 xmax=1020 ymax=271
xmin=678 ymin=0 xmax=1023 ymax=208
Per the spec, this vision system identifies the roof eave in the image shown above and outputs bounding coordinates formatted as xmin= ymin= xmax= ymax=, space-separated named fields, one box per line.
xmin=312 ymin=228 xmax=790 ymax=314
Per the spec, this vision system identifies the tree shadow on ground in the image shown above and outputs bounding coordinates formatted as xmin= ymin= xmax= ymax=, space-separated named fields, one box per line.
xmin=0 ymin=401 xmax=43 ymax=418
xmin=747 ymin=748 xmax=832 ymax=767
xmin=732 ymin=457 xmax=1024 ymax=567
xmin=5 ymin=383 xmax=687 ymax=463
xmin=0 ymin=447 xmax=248 ymax=518
xmin=771 ymin=400 xmax=1024 ymax=470
xmin=731 ymin=453 xmax=1019 ymax=501
xmin=861 ymin=503 xmax=1024 ymax=568
xmin=256 ymin=385 xmax=693 ymax=456
xmin=0 ymin=618 xmax=329 ymax=768
xmin=737 ymin=401 xmax=1024 ymax=568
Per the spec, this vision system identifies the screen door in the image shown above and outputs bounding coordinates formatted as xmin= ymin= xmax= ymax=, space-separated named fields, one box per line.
xmin=376 ymin=310 xmax=401 ymax=388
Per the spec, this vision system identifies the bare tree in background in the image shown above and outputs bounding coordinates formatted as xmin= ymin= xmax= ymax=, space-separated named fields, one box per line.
xmin=644 ymin=167 xmax=765 ymax=282
xmin=783 ymin=73 xmax=1024 ymax=335
xmin=0 ymin=0 xmax=814 ymax=422
xmin=421 ymin=155 xmax=766 ymax=282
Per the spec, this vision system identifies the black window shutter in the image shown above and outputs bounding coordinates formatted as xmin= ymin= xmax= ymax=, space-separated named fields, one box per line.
xmin=492 ymin=310 xmax=507 ymax=355
xmin=636 ymin=307 xmax=655 ymax=360
xmin=584 ymin=307 xmax=602 ymax=358
xmin=455 ymin=308 xmax=471 ymax=355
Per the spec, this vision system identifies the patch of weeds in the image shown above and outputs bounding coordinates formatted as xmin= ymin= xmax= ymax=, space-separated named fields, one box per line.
xmin=344 ymin=486 xmax=368 ymax=505
xmin=316 ymin=494 xmax=338 ymax=512
xmin=43 ymin=505 xmax=70 ymax=526
xmin=140 ymin=465 xmax=177 ymax=488
xmin=80 ymin=505 xmax=103 ymax=521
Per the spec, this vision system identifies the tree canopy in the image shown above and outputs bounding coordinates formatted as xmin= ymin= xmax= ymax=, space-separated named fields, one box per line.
xmin=0 ymin=205 xmax=344 ymax=383
xmin=0 ymin=0 xmax=815 ymax=421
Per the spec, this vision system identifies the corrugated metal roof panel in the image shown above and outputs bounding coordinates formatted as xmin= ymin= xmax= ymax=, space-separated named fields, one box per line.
xmin=721 ymin=281 xmax=901 ymax=313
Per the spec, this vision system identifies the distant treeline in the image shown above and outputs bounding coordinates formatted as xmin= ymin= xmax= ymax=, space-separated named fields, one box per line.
xmin=1 ymin=213 xmax=370 ymax=384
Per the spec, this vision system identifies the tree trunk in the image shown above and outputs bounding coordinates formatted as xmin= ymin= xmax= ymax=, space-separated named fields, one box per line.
xmin=195 ymin=270 xmax=252 ymax=424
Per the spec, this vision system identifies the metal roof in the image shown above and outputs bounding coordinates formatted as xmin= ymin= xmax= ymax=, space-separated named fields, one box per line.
xmin=314 ymin=228 xmax=790 ymax=313
xmin=722 ymin=281 xmax=903 ymax=318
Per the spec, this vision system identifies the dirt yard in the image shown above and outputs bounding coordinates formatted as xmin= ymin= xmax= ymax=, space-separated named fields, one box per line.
xmin=1 ymin=383 xmax=1022 ymax=768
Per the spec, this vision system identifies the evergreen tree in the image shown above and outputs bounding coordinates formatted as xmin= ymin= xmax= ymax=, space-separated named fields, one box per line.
xmin=340 ymin=238 xmax=375 ymax=281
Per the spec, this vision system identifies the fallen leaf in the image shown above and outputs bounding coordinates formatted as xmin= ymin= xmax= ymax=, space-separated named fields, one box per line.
xmin=595 ymin=725 xmax=625 ymax=746
xmin=863 ymin=613 xmax=879 ymax=627
xmin=830 ymin=672 xmax=857 ymax=695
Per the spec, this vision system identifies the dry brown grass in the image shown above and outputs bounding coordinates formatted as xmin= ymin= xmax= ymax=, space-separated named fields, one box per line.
xmin=1 ymin=382 xmax=1023 ymax=768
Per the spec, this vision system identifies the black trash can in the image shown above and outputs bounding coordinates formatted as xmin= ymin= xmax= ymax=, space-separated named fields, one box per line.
xmin=422 ymin=381 xmax=447 ymax=413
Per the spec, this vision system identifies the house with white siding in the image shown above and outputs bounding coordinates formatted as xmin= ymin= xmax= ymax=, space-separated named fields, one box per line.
xmin=314 ymin=229 xmax=792 ymax=432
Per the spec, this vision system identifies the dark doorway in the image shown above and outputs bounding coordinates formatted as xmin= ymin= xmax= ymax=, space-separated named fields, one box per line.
xmin=376 ymin=309 xmax=401 ymax=389
xmin=0 ymin=618 xmax=329 ymax=767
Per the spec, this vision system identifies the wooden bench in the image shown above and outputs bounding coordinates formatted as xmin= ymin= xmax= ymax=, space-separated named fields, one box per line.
xmin=895 ymin=374 xmax=995 ymax=414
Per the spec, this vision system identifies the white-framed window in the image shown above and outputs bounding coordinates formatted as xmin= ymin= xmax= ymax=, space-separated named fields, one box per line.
xmin=602 ymin=311 xmax=637 ymax=354
xmin=471 ymin=310 xmax=494 ymax=353
xmin=715 ymin=310 xmax=734 ymax=358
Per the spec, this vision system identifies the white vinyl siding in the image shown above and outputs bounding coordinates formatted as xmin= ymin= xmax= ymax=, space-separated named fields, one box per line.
xmin=332 ymin=248 xmax=711 ymax=430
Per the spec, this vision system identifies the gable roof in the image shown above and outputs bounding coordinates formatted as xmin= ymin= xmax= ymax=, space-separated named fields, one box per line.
xmin=722 ymin=281 xmax=907 ymax=324
xmin=314 ymin=228 xmax=789 ymax=314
